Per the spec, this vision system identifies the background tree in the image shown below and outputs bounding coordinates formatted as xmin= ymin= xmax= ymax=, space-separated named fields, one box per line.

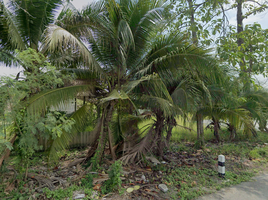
xmin=218 ymin=23 xmax=268 ymax=89
xmin=169 ymin=0 xmax=228 ymax=146
xmin=170 ymin=0 xmax=229 ymax=46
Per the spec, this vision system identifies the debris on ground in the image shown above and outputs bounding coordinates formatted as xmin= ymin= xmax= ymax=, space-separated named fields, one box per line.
xmin=1 ymin=142 xmax=267 ymax=200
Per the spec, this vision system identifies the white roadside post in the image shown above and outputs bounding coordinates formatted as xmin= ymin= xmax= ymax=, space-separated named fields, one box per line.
xmin=218 ymin=155 xmax=225 ymax=178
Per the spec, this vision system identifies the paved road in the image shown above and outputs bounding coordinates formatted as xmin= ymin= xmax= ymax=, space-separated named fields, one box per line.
xmin=197 ymin=173 xmax=268 ymax=200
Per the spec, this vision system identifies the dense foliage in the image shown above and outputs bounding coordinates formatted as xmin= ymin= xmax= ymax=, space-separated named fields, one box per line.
xmin=0 ymin=0 xmax=268 ymax=177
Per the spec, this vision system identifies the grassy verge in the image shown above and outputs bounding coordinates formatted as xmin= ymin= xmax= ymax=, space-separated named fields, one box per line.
xmin=1 ymin=126 xmax=268 ymax=200
xmin=156 ymin=140 xmax=268 ymax=200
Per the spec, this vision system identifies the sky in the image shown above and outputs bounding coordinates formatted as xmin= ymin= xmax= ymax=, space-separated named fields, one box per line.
xmin=1 ymin=0 xmax=268 ymax=84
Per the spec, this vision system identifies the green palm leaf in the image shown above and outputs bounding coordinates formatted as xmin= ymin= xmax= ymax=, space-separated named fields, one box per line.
xmin=26 ymin=85 xmax=93 ymax=115
xmin=42 ymin=24 xmax=104 ymax=74
xmin=0 ymin=0 xmax=25 ymax=50
xmin=48 ymin=103 xmax=102 ymax=162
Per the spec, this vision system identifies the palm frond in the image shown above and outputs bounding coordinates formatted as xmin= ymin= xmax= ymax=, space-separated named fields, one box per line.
xmin=101 ymin=89 xmax=138 ymax=112
xmin=26 ymin=85 xmax=93 ymax=115
xmin=111 ymin=112 xmax=146 ymax=145
xmin=8 ymin=0 xmax=62 ymax=48
xmin=102 ymin=89 xmax=129 ymax=102
xmin=48 ymin=103 xmax=103 ymax=162
xmin=57 ymin=0 xmax=79 ymax=21
xmin=139 ymin=95 xmax=180 ymax=118
xmin=0 ymin=1 xmax=25 ymax=50
xmin=61 ymin=68 xmax=99 ymax=80
xmin=42 ymin=24 xmax=103 ymax=74
xmin=125 ymin=74 xmax=172 ymax=102
xmin=0 ymin=49 xmax=20 ymax=66
xmin=120 ymin=126 xmax=155 ymax=164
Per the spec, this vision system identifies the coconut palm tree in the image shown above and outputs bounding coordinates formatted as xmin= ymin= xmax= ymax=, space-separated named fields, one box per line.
xmin=18 ymin=0 xmax=218 ymax=164
xmin=201 ymin=74 xmax=268 ymax=142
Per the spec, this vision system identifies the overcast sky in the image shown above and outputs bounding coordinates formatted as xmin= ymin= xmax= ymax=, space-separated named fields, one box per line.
xmin=1 ymin=0 xmax=268 ymax=84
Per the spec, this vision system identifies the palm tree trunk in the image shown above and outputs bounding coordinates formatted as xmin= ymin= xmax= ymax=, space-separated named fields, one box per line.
xmin=229 ymin=124 xmax=236 ymax=141
xmin=155 ymin=111 xmax=165 ymax=157
xmin=213 ymin=118 xmax=220 ymax=143
xmin=108 ymin=127 xmax=116 ymax=161
xmin=95 ymin=102 xmax=115 ymax=163
xmin=166 ymin=117 xmax=176 ymax=146
xmin=86 ymin=102 xmax=115 ymax=162
xmin=196 ymin=113 xmax=204 ymax=147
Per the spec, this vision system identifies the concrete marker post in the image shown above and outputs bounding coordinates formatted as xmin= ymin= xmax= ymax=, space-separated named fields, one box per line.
xmin=218 ymin=155 xmax=225 ymax=178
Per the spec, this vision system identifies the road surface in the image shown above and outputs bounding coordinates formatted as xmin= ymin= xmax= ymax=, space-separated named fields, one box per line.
xmin=197 ymin=173 xmax=268 ymax=200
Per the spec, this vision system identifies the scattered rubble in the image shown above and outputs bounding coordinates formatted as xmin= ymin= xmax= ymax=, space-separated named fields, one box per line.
xmin=145 ymin=156 xmax=160 ymax=165
xmin=158 ymin=184 xmax=168 ymax=193
xmin=73 ymin=192 xmax=85 ymax=199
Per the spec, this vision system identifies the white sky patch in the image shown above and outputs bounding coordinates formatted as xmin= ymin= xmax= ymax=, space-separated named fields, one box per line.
xmin=0 ymin=66 xmax=23 ymax=77
xmin=72 ymin=0 xmax=94 ymax=10
xmin=225 ymin=6 xmax=268 ymax=29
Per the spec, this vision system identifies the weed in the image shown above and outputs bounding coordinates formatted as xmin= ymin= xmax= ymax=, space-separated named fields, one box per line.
xmin=101 ymin=160 xmax=123 ymax=194
xmin=221 ymin=171 xmax=254 ymax=187
xmin=81 ymin=173 xmax=94 ymax=188
xmin=249 ymin=146 xmax=268 ymax=159
xmin=209 ymin=143 xmax=252 ymax=158
xmin=43 ymin=185 xmax=79 ymax=200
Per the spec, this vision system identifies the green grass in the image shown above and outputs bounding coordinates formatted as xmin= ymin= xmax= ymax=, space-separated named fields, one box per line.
xmin=169 ymin=117 xmax=268 ymax=144
xmin=156 ymin=164 xmax=255 ymax=200
xmin=249 ymin=146 xmax=268 ymax=159
xmin=207 ymin=143 xmax=251 ymax=157
xmin=43 ymin=185 xmax=94 ymax=200
xmin=162 ymin=137 xmax=268 ymax=199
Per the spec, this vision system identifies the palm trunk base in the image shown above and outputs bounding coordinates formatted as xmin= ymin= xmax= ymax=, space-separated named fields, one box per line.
xmin=0 ymin=135 xmax=17 ymax=168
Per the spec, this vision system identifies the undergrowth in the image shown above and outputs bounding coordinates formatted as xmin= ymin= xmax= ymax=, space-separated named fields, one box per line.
xmin=101 ymin=160 xmax=123 ymax=194
xmin=2 ymin=129 xmax=268 ymax=200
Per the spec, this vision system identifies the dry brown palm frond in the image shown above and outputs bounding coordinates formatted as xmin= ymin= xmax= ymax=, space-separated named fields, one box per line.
xmin=120 ymin=127 xmax=156 ymax=164
xmin=86 ymin=111 xmax=106 ymax=159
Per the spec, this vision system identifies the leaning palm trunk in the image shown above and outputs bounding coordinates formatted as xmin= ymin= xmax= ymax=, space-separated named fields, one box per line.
xmin=86 ymin=102 xmax=115 ymax=163
xmin=0 ymin=134 xmax=17 ymax=168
